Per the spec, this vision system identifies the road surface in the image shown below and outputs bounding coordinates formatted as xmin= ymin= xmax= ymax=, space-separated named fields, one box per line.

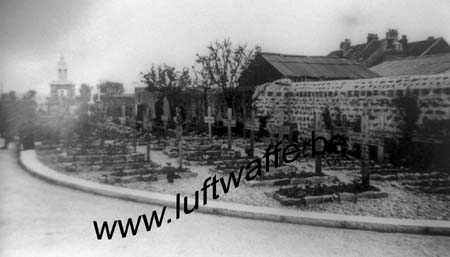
xmin=0 ymin=144 xmax=449 ymax=257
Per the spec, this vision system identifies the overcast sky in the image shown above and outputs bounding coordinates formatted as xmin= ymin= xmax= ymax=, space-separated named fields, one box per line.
xmin=1 ymin=0 xmax=449 ymax=95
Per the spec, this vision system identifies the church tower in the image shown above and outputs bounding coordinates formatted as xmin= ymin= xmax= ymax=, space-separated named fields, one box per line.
xmin=47 ymin=55 xmax=76 ymax=114
xmin=57 ymin=55 xmax=68 ymax=81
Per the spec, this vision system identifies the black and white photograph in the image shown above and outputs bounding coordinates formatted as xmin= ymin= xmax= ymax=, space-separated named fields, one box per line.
xmin=1 ymin=0 xmax=450 ymax=256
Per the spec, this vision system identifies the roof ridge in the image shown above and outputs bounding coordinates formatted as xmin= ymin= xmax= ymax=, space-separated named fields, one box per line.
xmin=261 ymin=52 xmax=351 ymax=59
xmin=382 ymin=52 xmax=450 ymax=63
xmin=421 ymin=37 xmax=442 ymax=56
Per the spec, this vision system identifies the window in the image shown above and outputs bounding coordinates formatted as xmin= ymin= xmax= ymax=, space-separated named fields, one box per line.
xmin=267 ymin=91 xmax=273 ymax=96
xmin=422 ymin=88 xmax=430 ymax=95
xmin=396 ymin=90 xmax=403 ymax=97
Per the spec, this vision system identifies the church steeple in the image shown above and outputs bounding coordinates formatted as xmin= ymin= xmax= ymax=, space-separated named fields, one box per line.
xmin=57 ymin=55 xmax=68 ymax=81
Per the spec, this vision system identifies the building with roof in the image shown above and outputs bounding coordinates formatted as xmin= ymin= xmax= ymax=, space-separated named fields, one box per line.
xmin=47 ymin=56 xmax=76 ymax=114
xmin=237 ymin=52 xmax=379 ymax=127
xmin=370 ymin=53 xmax=450 ymax=77
xmin=328 ymin=29 xmax=450 ymax=67
xmin=239 ymin=52 xmax=379 ymax=88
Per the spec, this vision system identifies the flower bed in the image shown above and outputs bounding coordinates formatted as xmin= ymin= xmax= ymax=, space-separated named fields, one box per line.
xmin=259 ymin=169 xmax=323 ymax=180
xmin=274 ymin=182 xmax=387 ymax=206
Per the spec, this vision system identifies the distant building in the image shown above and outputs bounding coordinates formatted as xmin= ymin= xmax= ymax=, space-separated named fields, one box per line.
xmin=47 ymin=56 xmax=76 ymax=114
xmin=238 ymin=52 xmax=379 ymax=125
xmin=328 ymin=29 xmax=450 ymax=67
xmin=240 ymin=52 xmax=379 ymax=87
xmin=370 ymin=53 xmax=450 ymax=77
xmin=100 ymin=94 xmax=135 ymax=123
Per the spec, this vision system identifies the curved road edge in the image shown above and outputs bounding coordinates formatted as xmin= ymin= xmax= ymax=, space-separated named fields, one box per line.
xmin=19 ymin=149 xmax=450 ymax=236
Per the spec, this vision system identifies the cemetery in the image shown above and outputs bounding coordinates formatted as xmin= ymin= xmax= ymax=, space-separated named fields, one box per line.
xmin=28 ymin=91 xmax=450 ymax=220
xmin=13 ymin=49 xmax=449 ymax=222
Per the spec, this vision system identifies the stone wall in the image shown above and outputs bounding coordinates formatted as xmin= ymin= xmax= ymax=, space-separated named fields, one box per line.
xmin=252 ymin=75 xmax=450 ymax=138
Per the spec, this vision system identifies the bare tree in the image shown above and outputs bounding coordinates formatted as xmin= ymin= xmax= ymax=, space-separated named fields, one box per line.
xmin=97 ymin=81 xmax=124 ymax=95
xmin=191 ymin=64 xmax=214 ymax=117
xmin=195 ymin=38 xmax=259 ymax=107
xmin=141 ymin=64 xmax=191 ymax=117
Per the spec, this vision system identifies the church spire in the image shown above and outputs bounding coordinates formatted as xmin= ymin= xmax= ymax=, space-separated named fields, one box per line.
xmin=57 ymin=55 xmax=68 ymax=81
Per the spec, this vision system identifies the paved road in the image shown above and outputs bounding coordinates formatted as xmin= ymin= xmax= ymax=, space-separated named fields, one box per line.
xmin=0 ymin=145 xmax=449 ymax=257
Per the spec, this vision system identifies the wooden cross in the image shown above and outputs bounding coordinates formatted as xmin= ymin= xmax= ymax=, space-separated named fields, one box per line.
xmin=223 ymin=108 xmax=236 ymax=150
xmin=161 ymin=115 xmax=169 ymax=137
xmin=132 ymin=123 xmax=137 ymax=153
xmin=174 ymin=106 xmax=184 ymax=169
xmin=121 ymin=129 xmax=127 ymax=154
xmin=121 ymin=105 xmax=126 ymax=125
xmin=146 ymin=134 xmax=151 ymax=162
xmin=144 ymin=106 xmax=153 ymax=132
xmin=360 ymin=110 xmax=370 ymax=186
xmin=204 ymin=106 xmax=215 ymax=141
xmin=245 ymin=110 xmax=260 ymax=158
xmin=268 ymin=124 xmax=290 ymax=165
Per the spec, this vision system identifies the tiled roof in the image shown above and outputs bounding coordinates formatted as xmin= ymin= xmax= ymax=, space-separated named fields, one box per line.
xmin=328 ymin=37 xmax=450 ymax=67
xmin=261 ymin=52 xmax=379 ymax=80
xmin=370 ymin=53 xmax=450 ymax=76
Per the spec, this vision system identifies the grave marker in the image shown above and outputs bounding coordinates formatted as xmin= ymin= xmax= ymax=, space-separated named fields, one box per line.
xmin=245 ymin=110 xmax=260 ymax=158
xmin=162 ymin=96 xmax=171 ymax=137
xmin=133 ymin=126 xmax=137 ymax=153
xmin=313 ymin=111 xmax=322 ymax=175
xmin=204 ymin=106 xmax=215 ymax=141
xmin=223 ymin=108 xmax=236 ymax=150
xmin=174 ymin=106 xmax=184 ymax=169
xmin=271 ymin=124 xmax=291 ymax=166
xmin=121 ymin=105 xmax=126 ymax=125
xmin=144 ymin=106 xmax=153 ymax=132
xmin=146 ymin=135 xmax=151 ymax=162
xmin=361 ymin=110 xmax=370 ymax=186
xmin=161 ymin=115 xmax=169 ymax=137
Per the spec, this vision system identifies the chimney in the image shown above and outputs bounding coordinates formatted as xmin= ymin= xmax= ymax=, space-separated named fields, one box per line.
xmin=428 ymin=36 xmax=435 ymax=41
xmin=340 ymin=38 xmax=351 ymax=53
xmin=386 ymin=29 xmax=399 ymax=49
xmin=399 ymin=35 xmax=408 ymax=49
xmin=367 ymin=33 xmax=378 ymax=43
